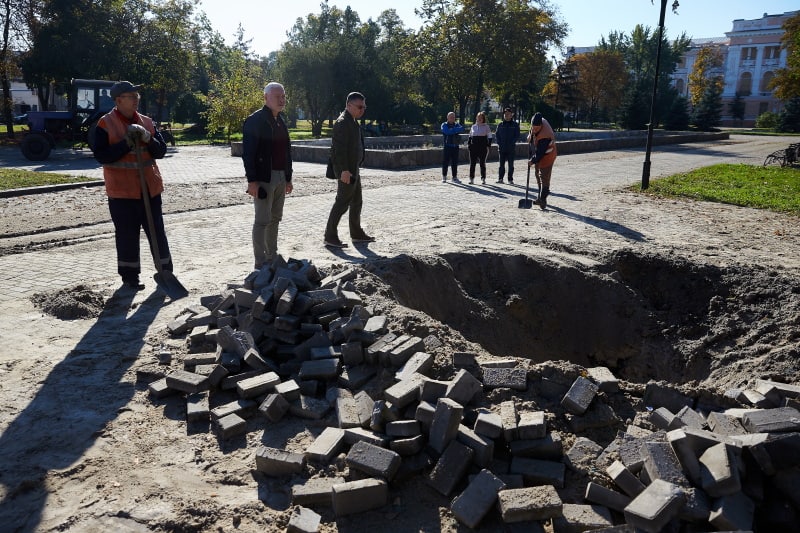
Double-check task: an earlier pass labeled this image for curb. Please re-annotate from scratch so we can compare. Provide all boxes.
[0,180,106,198]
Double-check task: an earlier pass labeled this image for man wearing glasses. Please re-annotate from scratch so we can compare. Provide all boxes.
[92,81,172,291]
[324,91,374,248]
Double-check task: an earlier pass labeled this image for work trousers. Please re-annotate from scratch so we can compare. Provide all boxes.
[325,174,363,240]
[252,170,287,268]
[108,195,172,282]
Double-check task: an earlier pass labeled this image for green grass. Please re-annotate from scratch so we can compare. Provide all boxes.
[636,163,800,215]
[0,168,95,190]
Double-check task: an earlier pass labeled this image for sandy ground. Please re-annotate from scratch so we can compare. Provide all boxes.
[0,136,799,532]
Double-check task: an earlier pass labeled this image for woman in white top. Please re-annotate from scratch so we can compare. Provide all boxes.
[467,111,492,184]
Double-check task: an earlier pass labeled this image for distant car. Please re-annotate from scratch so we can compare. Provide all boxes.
[13,114,28,125]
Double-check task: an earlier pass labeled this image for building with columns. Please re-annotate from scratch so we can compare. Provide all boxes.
[672,10,797,127]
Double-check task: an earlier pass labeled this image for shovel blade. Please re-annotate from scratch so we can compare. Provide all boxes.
[518,199,533,209]
[154,271,189,299]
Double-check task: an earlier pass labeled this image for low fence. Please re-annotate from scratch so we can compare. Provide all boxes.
[231,131,730,169]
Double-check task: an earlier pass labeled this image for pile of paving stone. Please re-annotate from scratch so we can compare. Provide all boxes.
[143,256,800,533]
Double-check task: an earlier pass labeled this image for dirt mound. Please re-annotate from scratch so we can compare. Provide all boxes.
[30,284,106,320]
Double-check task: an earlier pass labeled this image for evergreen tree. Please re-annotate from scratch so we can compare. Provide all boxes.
[664,94,690,130]
[777,96,800,133]
[729,92,746,126]
[691,81,723,131]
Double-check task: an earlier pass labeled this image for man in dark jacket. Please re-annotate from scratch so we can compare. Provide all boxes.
[242,82,293,269]
[494,107,520,183]
[324,92,373,248]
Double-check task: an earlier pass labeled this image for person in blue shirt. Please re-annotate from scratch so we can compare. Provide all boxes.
[440,112,465,183]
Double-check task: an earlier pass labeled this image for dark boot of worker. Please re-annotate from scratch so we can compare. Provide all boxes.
[537,187,549,210]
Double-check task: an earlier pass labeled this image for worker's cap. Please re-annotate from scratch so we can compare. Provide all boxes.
[503,107,513,113]
[531,112,543,126]
[110,81,143,98]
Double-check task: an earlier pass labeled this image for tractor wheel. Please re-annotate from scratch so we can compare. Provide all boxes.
[21,133,52,161]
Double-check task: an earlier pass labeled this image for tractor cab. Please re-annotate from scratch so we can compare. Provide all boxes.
[20,78,118,161]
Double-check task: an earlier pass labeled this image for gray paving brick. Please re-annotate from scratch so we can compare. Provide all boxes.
[742,406,800,433]
[331,478,388,516]
[345,440,401,480]
[583,482,630,512]
[286,506,321,533]
[509,457,565,488]
[497,485,562,523]
[428,440,474,495]
[482,366,527,391]
[561,376,598,415]
[623,479,685,533]
[450,469,507,529]
[445,368,483,405]
[305,427,346,463]
[586,366,619,393]
[291,476,345,506]
[428,397,464,454]
[214,413,246,439]
[517,410,546,440]
[509,433,563,460]
[552,503,613,532]
[165,369,209,394]
[699,442,741,497]
[255,445,305,476]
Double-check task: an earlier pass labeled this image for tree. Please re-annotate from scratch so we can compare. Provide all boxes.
[276,3,373,137]
[663,92,689,130]
[597,24,689,130]
[410,0,565,123]
[570,50,627,124]
[205,49,262,141]
[770,11,800,101]
[1,0,23,137]
[777,96,800,133]
[728,92,745,126]
[691,81,723,131]
[688,45,724,107]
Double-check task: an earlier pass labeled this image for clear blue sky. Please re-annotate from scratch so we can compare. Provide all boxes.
[197,0,798,59]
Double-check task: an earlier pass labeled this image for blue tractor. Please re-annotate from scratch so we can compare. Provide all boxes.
[20,78,117,161]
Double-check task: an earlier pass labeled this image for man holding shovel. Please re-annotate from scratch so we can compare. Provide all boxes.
[92,81,173,291]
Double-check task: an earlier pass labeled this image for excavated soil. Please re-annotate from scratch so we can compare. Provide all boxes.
[31,285,107,320]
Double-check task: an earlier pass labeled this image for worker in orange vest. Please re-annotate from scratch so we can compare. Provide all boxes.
[92,81,172,291]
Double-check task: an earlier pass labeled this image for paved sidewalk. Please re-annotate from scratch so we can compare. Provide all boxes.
[0,135,797,304]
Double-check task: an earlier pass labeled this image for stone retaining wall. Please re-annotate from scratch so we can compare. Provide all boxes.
[231,132,730,169]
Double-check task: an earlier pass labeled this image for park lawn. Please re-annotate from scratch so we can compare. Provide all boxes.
[0,168,94,191]
[636,163,800,216]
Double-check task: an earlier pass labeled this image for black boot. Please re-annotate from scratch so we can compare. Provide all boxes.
[538,187,549,210]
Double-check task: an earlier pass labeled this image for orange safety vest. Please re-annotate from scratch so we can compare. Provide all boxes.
[532,119,557,169]
[99,111,164,199]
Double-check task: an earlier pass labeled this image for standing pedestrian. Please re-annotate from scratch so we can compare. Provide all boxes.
[242,82,294,269]
[440,111,465,183]
[467,111,492,184]
[324,92,374,248]
[92,81,173,291]
[527,112,558,210]
[495,107,520,184]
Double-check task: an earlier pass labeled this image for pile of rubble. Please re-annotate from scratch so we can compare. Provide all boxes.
[142,256,800,532]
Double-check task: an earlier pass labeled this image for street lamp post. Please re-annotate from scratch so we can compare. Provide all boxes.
[641,0,669,190]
